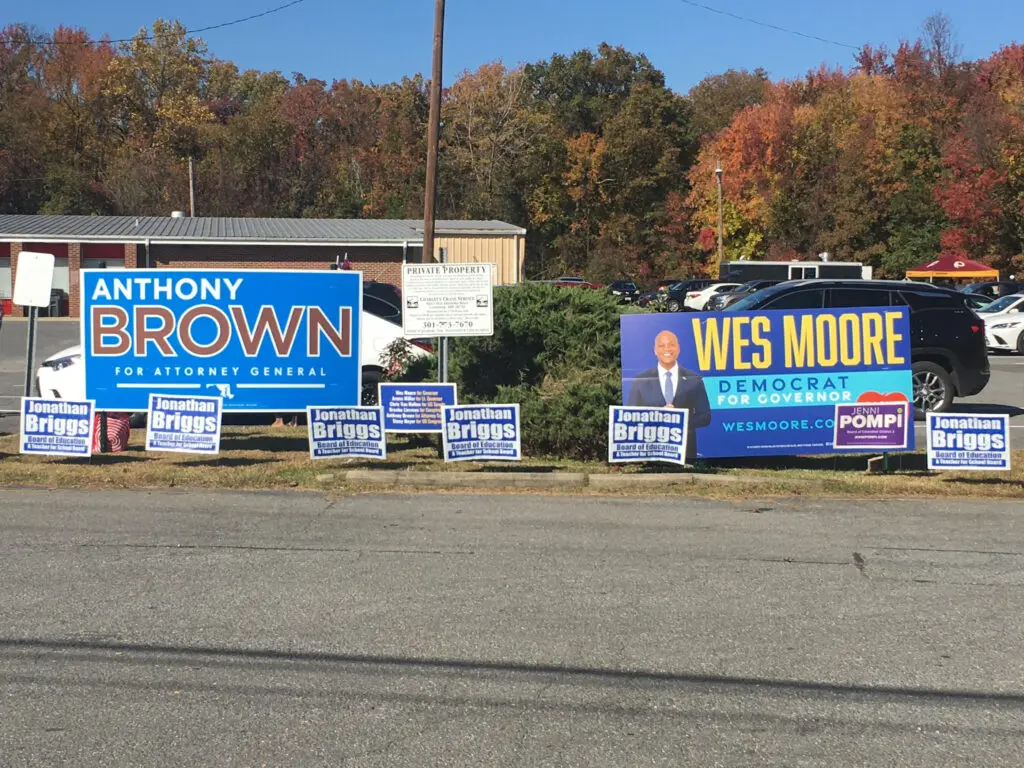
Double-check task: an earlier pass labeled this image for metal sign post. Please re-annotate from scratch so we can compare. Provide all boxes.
[438,247,449,385]
[13,251,56,399]
[23,306,38,397]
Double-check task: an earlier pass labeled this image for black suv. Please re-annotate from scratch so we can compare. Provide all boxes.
[661,279,717,312]
[960,281,1022,300]
[608,280,641,303]
[706,280,782,311]
[726,280,990,414]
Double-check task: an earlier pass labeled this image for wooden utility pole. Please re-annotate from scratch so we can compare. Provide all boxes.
[422,0,446,263]
[715,163,724,276]
[188,156,196,217]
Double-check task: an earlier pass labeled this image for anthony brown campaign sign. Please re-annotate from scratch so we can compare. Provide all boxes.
[620,308,913,459]
[81,269,361,412]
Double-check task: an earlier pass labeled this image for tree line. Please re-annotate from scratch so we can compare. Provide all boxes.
[2,16,1022,280]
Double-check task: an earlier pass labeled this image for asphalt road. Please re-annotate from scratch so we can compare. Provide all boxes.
[0,490,1022,765]
[2,318,1020,440]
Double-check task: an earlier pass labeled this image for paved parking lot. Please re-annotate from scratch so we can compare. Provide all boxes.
[0,317,1021,439]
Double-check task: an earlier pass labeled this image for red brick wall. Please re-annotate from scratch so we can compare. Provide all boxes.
[149,244,403,286]
[68,242,81,318]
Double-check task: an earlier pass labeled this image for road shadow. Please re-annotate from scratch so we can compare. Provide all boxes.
[219,434,309,453]
[703,453,929,473]
[176,457,273,468]
[46,454,148,466]
[1,637,1021,707]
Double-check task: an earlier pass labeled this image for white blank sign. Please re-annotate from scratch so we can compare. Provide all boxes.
[13,251,56,308]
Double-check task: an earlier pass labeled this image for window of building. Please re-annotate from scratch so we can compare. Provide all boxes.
[789,265,819,280]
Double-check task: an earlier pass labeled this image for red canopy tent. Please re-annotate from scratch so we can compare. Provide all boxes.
[905,255,999,280]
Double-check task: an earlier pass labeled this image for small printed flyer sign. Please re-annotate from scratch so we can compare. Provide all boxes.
[926,413,1011,471]
[608,406,688,466]
[442,404,521,462]
[145,394,222,455]
[19,398,94,458]
[307,405,386,460]
[833,401,911,451]
[379,382,457,433]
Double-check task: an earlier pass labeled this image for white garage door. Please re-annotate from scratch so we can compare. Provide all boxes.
[0,257,11,298]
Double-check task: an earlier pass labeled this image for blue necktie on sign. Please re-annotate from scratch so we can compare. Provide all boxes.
[663,371,673,406]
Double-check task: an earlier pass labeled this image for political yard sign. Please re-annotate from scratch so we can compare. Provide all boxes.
[145,393,222,455]
[833,401,910,451]
[19,398,94,458]
[926,413,1011,471]
[81,269,361,412]
[442,404,521,462]
[620,308,913,459]
[379,383,457,433]
[307,405,387,460]
[608,407,689,466]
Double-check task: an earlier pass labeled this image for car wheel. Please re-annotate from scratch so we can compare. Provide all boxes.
[361,371,382,406]
[666,300,681,312]
[1017,332,1024,355]
[912,361,954,418]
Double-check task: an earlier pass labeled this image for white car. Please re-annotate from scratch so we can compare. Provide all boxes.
[985,315,1024,354]
[977,293,1024,317]
[684,283,741,310]
[36,310,430,405]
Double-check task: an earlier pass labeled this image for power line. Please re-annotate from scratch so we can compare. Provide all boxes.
[675,0,859,51]
[3,0,310,47]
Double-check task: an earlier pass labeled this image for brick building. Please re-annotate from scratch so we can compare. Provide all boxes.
[0,214,527,318]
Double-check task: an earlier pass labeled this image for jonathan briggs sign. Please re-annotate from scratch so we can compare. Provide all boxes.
[81,270,361,412]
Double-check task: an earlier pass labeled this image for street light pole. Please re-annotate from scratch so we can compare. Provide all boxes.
[422,0,446,264]
[715,163,724,276]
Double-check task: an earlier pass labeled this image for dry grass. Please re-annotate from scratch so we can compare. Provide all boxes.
[0,426,1021,499]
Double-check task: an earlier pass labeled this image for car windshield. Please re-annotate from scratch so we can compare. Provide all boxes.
[979,294,1022,312]
[723,282,793,311]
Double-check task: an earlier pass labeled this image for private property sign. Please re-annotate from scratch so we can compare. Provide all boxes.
[401,263,493,337]
[81,270,361,412]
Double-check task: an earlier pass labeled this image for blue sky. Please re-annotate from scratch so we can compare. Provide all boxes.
[11,0,1024,92]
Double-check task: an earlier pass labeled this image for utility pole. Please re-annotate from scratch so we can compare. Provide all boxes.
[422,0,446,264]
[715,163,724,276]
[188,156,196,217]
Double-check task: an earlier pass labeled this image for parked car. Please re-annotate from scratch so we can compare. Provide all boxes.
[963,293,993,312]
[553,276,604,289]
[976,293,1024,317]
[725,280,990,415]
[985,315,1024,355]
[607,280,641,303]
[960,281,1023,300]
[36,290,429,408]
[660,279,719,312]
[705,280,782,311]
[684,282,742,310]
[363,280,403,323]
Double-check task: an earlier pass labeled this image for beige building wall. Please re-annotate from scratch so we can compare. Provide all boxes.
[435,234,525,285]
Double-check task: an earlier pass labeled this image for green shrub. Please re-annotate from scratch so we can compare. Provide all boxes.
[449,283,628,398]
[443,282,644,460]
[498,368,621,461]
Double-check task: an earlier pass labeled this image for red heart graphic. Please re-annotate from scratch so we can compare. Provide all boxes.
[857,391,909,403]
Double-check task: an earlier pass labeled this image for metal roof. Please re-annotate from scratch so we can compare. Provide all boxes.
[0,215,526,245]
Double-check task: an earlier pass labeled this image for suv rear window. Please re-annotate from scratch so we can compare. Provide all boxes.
[896,289,962,310]
[827,287,894,308]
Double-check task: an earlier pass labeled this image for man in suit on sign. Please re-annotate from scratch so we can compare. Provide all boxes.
[626,330,712,459]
